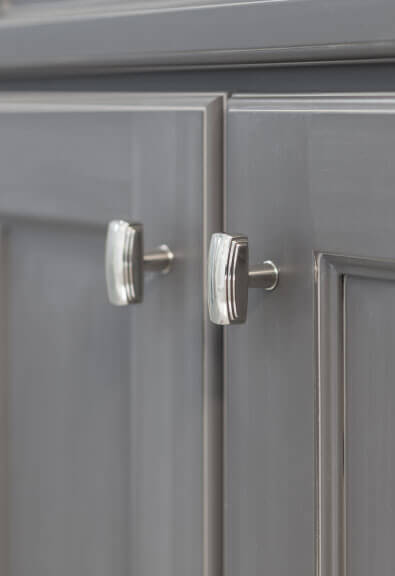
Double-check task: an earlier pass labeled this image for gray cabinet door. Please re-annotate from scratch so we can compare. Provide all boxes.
[226,95,395,576]
[0,93,223,576]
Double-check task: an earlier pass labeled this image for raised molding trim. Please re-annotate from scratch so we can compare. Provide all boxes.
[315,252,395,576]
[1,1,395,74]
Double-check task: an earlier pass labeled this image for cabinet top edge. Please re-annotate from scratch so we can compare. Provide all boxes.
[0,1,395,74]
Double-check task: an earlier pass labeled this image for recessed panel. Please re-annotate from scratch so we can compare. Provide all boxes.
[346,275,395,576]
[6,223,130,576]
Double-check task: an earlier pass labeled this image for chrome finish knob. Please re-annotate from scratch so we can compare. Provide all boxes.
[208,233,278,325]
[105,220,174,306]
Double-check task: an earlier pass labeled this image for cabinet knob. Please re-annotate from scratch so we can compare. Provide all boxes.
[208,233,278,325]
[105,220,174,306]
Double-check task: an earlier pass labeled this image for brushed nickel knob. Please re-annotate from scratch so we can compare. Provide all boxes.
[105,220,174,306]
[208,233,278,325]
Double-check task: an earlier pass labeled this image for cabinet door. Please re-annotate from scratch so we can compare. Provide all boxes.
[0,93,223,576]
[226,95,395,576]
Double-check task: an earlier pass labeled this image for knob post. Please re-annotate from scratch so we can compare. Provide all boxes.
[248,261,279,291]
[143,246,174,274]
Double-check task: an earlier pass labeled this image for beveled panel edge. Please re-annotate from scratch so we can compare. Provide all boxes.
[0,226,9,576]
[229,93,395,114]
[202,94,225,576]
[0,91,225,111]
[1,1,395,74]
[315,252,395,576]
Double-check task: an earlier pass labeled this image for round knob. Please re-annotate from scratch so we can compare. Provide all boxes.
[208,233,278,325]
[105,220,173,306]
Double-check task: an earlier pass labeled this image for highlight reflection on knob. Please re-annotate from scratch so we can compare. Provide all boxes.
[105,220,174,306]
[208,233,278,325]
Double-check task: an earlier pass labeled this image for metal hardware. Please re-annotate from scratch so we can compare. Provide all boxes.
[208,233,278,325]
[105,220,174,306]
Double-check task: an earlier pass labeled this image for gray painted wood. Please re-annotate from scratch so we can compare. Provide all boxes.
[226,95,395,576]
[0,0,395,73]
[0,93,223,576]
